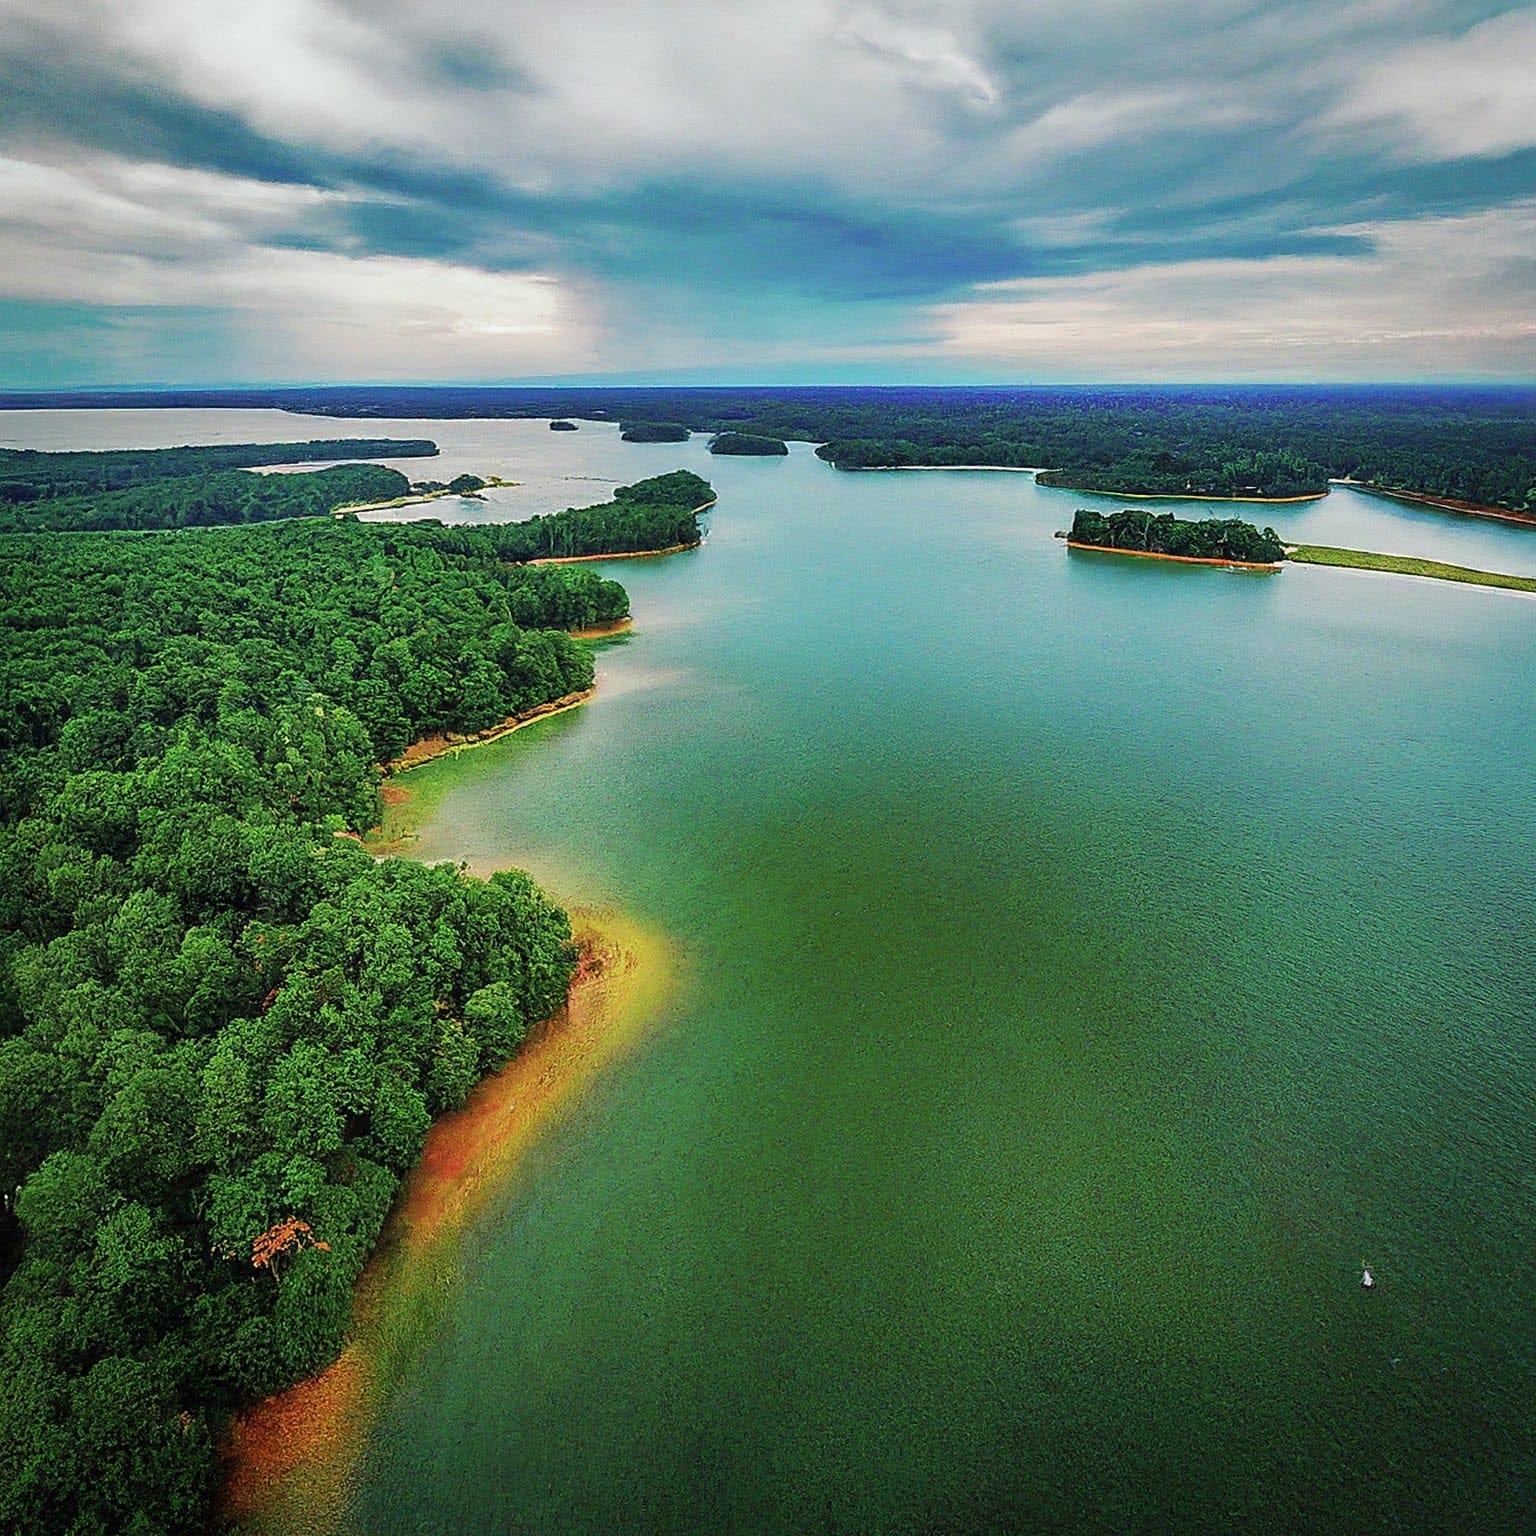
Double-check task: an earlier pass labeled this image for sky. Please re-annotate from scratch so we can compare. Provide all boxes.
[0,0,1533,387]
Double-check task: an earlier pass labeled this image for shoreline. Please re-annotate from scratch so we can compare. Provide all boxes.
[570,616,634,639]
[865,464,1041,475]
[1065,540,1282,571]
[336,475,516,517]
[218,906,678,1534]
[529,538,700,566]
[382,690,593,776]
[1045,481,1325,505]
[1336,480,1536,529]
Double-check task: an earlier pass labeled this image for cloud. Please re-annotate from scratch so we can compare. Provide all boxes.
[1320,8,1536,160]
[927,201,1536,379]
[0,0,1532,382]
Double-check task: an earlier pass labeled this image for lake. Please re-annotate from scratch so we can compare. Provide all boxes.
[10,410,1536,1532]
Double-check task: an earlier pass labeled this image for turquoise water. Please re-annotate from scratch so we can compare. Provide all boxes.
[355,436,1536,1533]
[10,413,1534,1531]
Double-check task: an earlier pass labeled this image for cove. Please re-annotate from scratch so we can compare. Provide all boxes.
[330,429,1536,1535]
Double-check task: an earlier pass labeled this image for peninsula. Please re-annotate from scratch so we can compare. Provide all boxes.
[0,466,710,1536]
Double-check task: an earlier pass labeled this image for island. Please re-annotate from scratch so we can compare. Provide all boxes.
[1065,507,1286,567]
[619,421,690,443]
[709,431,789,456]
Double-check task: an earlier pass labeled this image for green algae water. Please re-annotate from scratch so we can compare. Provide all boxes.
[13,413,1535,1532]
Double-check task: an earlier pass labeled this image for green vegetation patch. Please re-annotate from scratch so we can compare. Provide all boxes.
[0,500,657,1531]
[709,431,788,456]
[2,463,413,533]
[0,438,436,503]
[619,421,690,443]
[1069,507,1285,564]
[1287,544,1536,592]
[473,468,713,560]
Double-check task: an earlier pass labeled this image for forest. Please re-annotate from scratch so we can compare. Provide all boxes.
[709,432,788,456]
[1067,507,1287,564]
[28,385,1526,513]
[0,475,711,1532]
[619,421,690,443]
[1,463,413,533]
[465,468,713,560]
[0,438,435,502]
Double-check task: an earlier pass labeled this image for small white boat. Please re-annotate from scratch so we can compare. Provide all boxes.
[1361,1266,1375,1290]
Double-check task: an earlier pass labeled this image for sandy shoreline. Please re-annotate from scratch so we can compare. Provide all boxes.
[569,616,634,639]
[218,907,677,1533]
[529,539,700,566]
[1065,540,1282,571]
[337,476,516,517]
[869,464,1041,474]
[383,690,593,775]
[1337,480,1536,528]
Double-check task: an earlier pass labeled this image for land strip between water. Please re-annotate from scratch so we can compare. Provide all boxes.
[1286,544,1536,593]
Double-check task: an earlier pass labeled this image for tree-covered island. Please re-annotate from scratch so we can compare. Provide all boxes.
[708,432,788,456]
[0,470,712,1533]
[1067,507,1286,565]
[619,421,690,443]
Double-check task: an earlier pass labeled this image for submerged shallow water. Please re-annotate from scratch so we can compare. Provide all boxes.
[12,412,1536,1532]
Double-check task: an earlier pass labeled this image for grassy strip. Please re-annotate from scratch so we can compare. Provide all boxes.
[1288,544,1536,593]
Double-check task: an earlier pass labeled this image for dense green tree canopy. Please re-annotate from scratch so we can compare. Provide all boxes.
[708,432,788,456]
[0,438,436,503]
[1,464,412,533]
[619,422,690,443]
[0,471,708,1534]
[1068,507,1286,564]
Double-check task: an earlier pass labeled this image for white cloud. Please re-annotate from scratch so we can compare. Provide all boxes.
[1320,9,1536,160]
[0,151,594,378]
[928,202,1536,378]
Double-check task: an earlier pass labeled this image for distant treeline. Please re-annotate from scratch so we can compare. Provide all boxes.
[32,385,1528,513]
[620,422,690,443]
[2,463,411,533]
[1068,507,1286,564]
[710,432,787,456]
[0,507,641,1532]
[0,438,436,503]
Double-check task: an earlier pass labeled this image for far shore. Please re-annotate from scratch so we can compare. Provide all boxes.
[1048,482,1325,505]
[1334,479,1536,529]
[1064,540,1281,571]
